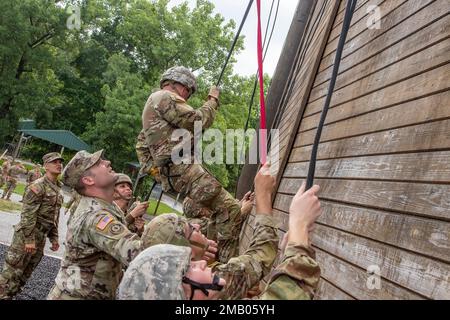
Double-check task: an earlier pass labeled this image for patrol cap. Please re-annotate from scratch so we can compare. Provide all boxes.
[115,173,132,187]
[118,244,191,300]
[42,152,64,164]
[61,150,104,188]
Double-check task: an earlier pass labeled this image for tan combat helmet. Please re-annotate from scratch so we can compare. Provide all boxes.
[118,244,192,300]
[160,66,197,95]
[115,173,132,187]
[141,213,190,248]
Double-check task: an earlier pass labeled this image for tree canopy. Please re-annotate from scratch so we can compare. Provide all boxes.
[0,0,270,192]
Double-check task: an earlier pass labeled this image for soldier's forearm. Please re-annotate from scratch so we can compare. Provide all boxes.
[199,99,218,129]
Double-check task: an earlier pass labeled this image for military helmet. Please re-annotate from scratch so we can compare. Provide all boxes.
[160,66,197,94]
[118,244,191,300]
[115,173,132,187]
[141,213,190,248]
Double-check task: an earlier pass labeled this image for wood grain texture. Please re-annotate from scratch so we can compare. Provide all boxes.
[311,224,450,299]
[278,178,450,220]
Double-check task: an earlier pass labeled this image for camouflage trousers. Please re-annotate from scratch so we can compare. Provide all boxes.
[0,175,5,190]
[0,229,47,299]
[160,163,243,263]
[1,180,17,200]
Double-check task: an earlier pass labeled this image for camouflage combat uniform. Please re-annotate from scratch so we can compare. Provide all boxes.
[138,85,243,262]
[114,201,142,235]
[0,174,63,299]
[183,195,248,263]
[0,165,4,190]
[22,168,43,201]
[1,164,26,200]
[65,190,81,215]
[47,150,144,300]
[26,169,42,185]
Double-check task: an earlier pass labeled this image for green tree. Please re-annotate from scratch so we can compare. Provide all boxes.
[83,54,150,169]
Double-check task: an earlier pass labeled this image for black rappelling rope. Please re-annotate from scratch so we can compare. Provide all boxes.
[216,0,254,87]
[305,0,357,190]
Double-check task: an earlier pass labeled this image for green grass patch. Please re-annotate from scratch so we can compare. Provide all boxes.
[0,199,22,213]
[146,199,181,216]
[13,183,26,196]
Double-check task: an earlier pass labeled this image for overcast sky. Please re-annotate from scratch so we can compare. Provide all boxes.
[168,0,298,77]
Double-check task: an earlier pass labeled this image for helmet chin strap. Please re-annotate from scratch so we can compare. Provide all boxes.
[182,274,224,300]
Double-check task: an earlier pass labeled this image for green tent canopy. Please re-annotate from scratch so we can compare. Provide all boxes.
[19,129,91,152]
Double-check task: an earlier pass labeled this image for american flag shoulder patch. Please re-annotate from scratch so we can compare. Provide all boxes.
[96,213,114,231]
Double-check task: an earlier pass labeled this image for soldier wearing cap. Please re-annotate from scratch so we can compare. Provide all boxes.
[137,68,244,263]
[113,173,148,235]
[20,165,43,202]
[47,150,145,300]
[0,152,64,299]
[118,163,322,300]
[1,161,27,201]
[26,165,43,185]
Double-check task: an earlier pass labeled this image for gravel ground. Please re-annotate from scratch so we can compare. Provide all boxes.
[0,243,60,300]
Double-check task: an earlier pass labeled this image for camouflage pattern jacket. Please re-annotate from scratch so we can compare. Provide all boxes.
[15,176,63,244]
[26,170,42,184]
[6,165,26,183]
[1,162,9,177]
[213,214,279,300]
[113,201,141,235]
[257,243,320,300]
[53,196,143,299]
[214,214,321,300]
[141,89,218,166]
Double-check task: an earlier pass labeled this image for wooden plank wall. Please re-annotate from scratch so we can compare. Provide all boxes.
[239,0,450,299]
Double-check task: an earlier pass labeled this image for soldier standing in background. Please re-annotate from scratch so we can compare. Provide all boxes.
[21,165,43,202]
[0,153,64,299]
[1,162,27,201]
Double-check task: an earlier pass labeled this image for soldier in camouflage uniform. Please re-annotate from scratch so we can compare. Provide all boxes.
[21,165,43,202]
[0,152,64,299]
[137,68,243,263]
[118,163,322,300]
[26,165,43,185]
[0,159,11,195]
[47,150,145,300]
[182,190,254,261]
[0,165,4,192]
[113,173,148,236]
[1,162,27,200]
